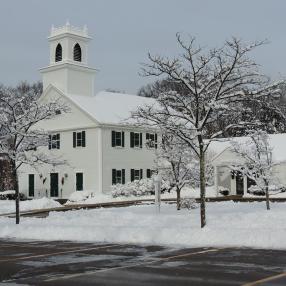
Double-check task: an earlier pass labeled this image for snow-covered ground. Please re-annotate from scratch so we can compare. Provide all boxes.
[0,198,61,214]
[0,201,285,249]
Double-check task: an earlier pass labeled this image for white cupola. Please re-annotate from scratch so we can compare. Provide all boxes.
[40,21,96,96]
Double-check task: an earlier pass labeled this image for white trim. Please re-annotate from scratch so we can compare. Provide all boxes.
[98,128,103,192]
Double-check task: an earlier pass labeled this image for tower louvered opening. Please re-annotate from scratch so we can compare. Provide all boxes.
[73,43,82,62]
[55,43,62,62]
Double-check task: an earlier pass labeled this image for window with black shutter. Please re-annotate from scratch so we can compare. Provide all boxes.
[48,133,60,149]
[111,131,125,147]
[122,169,125,184]
[112,169,116,184]
[147,169,151,178]
[146,133,157,149]
[131,169,141,181]
[112,169,126,184]
[130,132,142,148]
[73,131,86,147]
[147,169,155,178]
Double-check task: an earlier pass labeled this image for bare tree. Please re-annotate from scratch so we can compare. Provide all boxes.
[133,34,284,227]
[0,84,67,224]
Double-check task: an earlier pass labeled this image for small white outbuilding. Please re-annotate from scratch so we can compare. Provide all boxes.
[211,133,286,196]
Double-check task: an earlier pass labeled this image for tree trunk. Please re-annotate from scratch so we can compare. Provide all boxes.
[11,160,20,224]
[198,136,206,228]
[265,180,270,210]
[176,187,181,210]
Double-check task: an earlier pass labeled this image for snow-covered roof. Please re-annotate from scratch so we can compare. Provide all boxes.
[67,91,156,125]
[209,133,286,163]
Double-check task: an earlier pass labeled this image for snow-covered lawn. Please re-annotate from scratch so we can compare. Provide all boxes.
[0,202,285,249]
[0,198,61,214]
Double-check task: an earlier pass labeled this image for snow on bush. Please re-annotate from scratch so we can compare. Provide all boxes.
[180,197,198,210]
[111,179,154,198]
[67,190,95,203]
[111,178,171,198]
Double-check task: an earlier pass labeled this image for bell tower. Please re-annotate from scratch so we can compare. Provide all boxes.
[40,21,96,96]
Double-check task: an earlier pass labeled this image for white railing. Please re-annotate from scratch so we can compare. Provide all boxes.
[50,22,88,37]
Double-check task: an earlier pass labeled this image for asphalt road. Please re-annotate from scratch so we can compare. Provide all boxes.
[0,240,285,285]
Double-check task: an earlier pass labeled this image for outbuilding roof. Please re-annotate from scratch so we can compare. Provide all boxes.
[209,133,286,163]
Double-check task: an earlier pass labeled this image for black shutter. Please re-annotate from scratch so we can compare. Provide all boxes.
[28,174,34,197]
[112,169,116,185]
[155,133,158,149]
[57,134,60,149]
[146,133,150,141]
[121,132,125,147]
[140,133,142,148]
[147,169,151,178]
[48,135,51,150]
[122,169,125,184]
[140,169,143,179]
[130,132,134,148]
[82,131,86,147]
[73,132,76,148]
[112,131,116,147]
[131,169,135,182]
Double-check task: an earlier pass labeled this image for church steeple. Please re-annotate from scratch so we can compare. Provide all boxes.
[40,22,96,96]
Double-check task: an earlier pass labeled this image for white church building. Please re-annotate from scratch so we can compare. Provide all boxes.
[18,23,157,199]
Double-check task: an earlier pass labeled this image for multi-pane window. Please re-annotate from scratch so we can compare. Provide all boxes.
[111,131,125,147]
[130,132,142,148]
[146,133,158,149]
[112,169,125,184]
[146,169,156,179]
[48,134,60,149]
[73,131,86,148]
[131,169,143,182]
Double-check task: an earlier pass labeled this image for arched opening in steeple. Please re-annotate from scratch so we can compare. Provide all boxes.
[55,43,62,62]
[73,43,82,62]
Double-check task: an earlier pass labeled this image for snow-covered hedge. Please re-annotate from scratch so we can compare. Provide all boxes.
[0,190,26,200]
[111,179,171,198]
[180,197,198,210]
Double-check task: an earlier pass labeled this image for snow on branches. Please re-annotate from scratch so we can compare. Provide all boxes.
[0,85,68,170]
[133,34,285,227]
[230,130,280,210]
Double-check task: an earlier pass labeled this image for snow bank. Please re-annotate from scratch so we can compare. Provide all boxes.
[0,197,61,214]
[1,202,286,249]
[65,186,217,205]
[68,190,95,202]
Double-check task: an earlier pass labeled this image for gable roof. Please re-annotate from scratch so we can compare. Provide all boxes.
[67,91,156,125]
[209,133,286,163]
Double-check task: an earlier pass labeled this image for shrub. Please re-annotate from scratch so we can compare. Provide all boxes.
[180,197,198,210]
[219,187,229,196]
[0,190,26,200]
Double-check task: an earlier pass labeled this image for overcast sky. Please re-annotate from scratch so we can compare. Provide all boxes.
[0,0,286,94]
